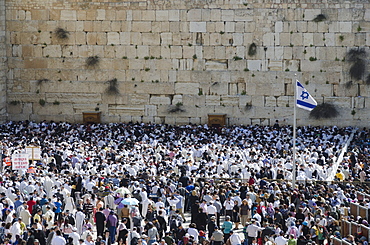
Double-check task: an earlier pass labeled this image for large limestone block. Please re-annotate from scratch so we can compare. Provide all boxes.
[182,95,206,106]
[150,96,171,105]
[60,10,77,21]
[247,60,262,71]
[123,82,174,95]
[206,95,220,106]
[303,33,314,46]
[96,9,106,21]
[170,46,182,58]
[128,93,149,105]
[172,95,183,105]
[210,9,221,21]
[304,9,321,21]
[191,71,212,84]
[45,93,102,104]
[265,96,277,107]
[234,9,253,21]
[263,33,274,46]
[209,82,228,95]
[33,102,74,115]
[291,33,302,46]
[364,9,370,21]
[145,105,157,117]
[221,10,234,21]
[132,22,152,33]
[324,97,351,108]
[168,10,180,21]
[268,60,283,71]
[142,33,160,45]
[141,10,155,21]
[220,96,239,106]
[276,96,290,107]
[229,60,246,71]
[205,59,227,70]
[107,32,120,45]
[187,9,202,22]
[225,22,235,33]
[339,22,352,33]
[175,82,199,94]
[24,58,47,69]
[108,105,145,116]
[190,22,206,33]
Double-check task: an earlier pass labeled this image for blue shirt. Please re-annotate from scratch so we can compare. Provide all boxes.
[222,221,233,234]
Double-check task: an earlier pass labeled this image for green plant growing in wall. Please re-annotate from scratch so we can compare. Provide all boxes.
[54,27,69,40]
[86,55,100,68]
[309,103,339,119]
[309,57,317,61]
[313,14,327,22]
[39,99,46,106]
[105,78,120,95]
[241,90,247,95]
[248,43,257,56]
[144,68,150,71]
[144,56,149,60]
[351,109,356,116]
[339,35,344,42]
[244,68,249,72]
[198,88,203,95]
[233,56,243,61]
[357,26,362,32]
[168,102,185,113]
[53,100,60,105]
[193,54,197,59]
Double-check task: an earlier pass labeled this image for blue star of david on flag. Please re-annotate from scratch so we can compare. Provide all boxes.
[296,80,317,111]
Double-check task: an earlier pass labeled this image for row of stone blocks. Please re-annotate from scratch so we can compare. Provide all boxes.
[7,24,370,48]
[6,102,370,127]
[5,8,370,22]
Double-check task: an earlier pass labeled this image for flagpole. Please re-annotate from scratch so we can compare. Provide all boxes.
[292,74,297,190]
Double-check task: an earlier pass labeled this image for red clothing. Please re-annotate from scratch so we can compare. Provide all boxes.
[27,200,36,213]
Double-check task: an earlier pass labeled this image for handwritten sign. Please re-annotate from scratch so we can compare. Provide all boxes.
[12,154,29,170]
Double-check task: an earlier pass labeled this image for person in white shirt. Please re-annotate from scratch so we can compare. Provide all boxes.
[229,230,242,245]
[52,230,66,245]
[274,232,288,245]
[69,228,81,245]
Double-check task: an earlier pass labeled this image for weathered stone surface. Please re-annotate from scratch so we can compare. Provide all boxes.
[2,1,370,127]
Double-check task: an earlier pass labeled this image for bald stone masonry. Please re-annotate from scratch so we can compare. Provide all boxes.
[2,0,370,126]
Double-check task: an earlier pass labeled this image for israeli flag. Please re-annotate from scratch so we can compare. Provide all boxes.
[296,80,317,111]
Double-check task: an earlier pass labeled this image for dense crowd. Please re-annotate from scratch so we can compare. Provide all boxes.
[0,121,369,245]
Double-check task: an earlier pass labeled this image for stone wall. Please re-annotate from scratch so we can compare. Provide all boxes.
[4,0,370,126]
[0,0,6,121]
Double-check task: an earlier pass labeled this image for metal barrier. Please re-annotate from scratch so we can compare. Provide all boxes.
[341,220,370,241]
[349,202,369,221]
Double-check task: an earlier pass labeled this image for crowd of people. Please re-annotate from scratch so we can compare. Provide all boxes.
[0,120,368,245]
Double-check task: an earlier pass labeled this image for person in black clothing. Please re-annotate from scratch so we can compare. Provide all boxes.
[27,229,35,245]
[156,211,167,239]
[194,208,208,231]
[190,200,200,224]
[175,224,186,244]
[261,223,275,238]
[207,216,216,239]
[95,207,106,237]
